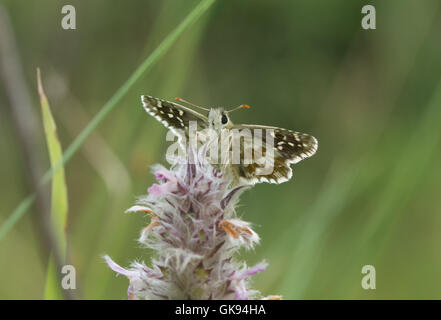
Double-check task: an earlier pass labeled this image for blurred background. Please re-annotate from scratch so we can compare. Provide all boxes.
[1,0,441,299]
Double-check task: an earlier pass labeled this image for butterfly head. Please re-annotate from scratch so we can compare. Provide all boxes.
[208,103,251,132]
[208,108,231,132]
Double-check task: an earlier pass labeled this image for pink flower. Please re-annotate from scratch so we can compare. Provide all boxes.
[105,144,273,299]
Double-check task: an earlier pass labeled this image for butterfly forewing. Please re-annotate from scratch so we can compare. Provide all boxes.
[141,95,208,134]
[231,124,318,184]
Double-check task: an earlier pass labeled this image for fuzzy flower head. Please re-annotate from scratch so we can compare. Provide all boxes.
[105,145,272,300]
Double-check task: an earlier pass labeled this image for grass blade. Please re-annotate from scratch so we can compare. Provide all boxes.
[0,0,216,242]
[37,69,69,299]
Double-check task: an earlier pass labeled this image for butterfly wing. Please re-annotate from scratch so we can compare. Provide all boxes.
[230,124,318,184]
[141,95,208,136]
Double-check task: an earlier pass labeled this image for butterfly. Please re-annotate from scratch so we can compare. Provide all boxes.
[141,95,318,185]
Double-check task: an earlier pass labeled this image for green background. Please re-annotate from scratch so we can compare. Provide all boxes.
[1,0,441,299]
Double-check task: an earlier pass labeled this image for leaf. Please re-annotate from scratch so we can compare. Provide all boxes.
[38,69,69,299]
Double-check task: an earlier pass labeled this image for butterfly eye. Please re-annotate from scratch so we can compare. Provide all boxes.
[221,114,228,124]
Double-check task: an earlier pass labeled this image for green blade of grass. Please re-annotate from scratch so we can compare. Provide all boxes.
[37,69,68,299]
[0,0,216,242]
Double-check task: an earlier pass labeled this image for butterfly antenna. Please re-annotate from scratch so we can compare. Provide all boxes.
[175,97,210,112]
[226,104,250,113]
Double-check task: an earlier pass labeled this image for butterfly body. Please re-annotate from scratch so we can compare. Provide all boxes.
[141,95,317,185]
